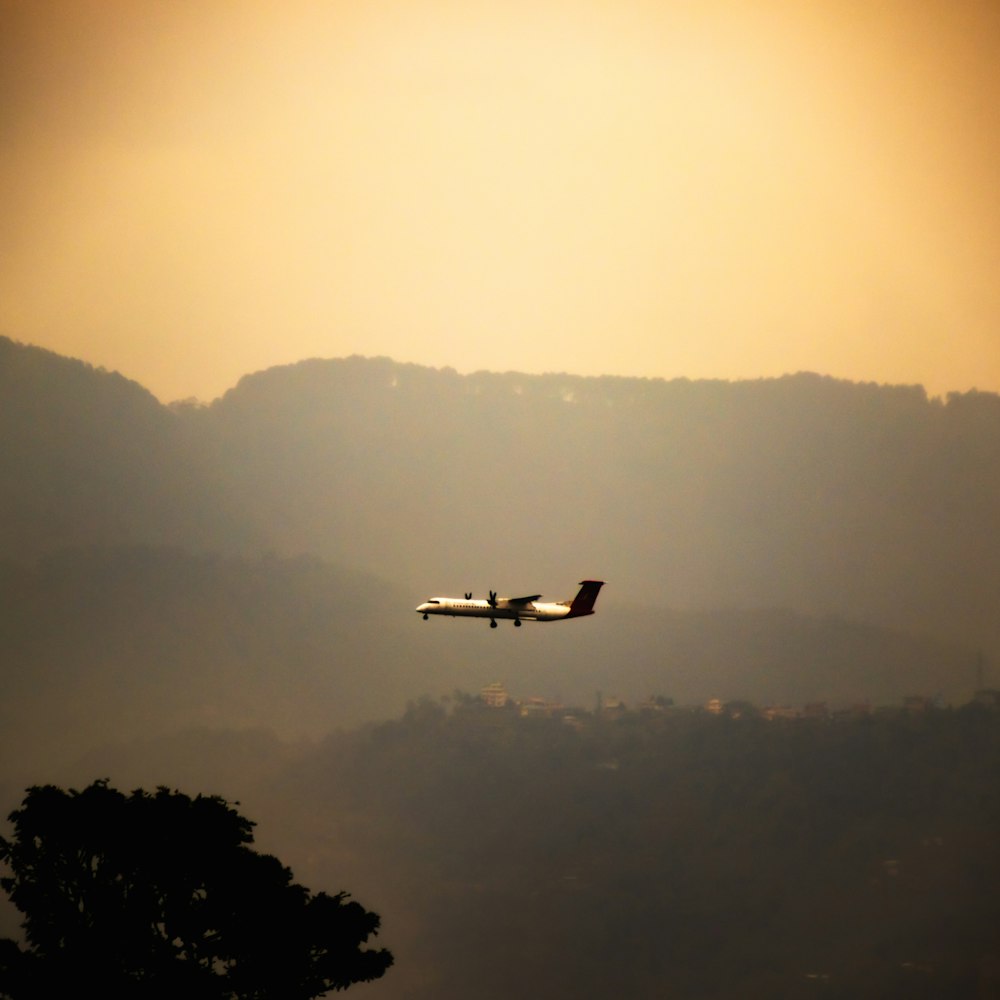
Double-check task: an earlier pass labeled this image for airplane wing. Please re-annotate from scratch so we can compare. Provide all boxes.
[505,594,541,606]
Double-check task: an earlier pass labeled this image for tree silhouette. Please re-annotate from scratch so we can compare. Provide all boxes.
[0,781,391,998]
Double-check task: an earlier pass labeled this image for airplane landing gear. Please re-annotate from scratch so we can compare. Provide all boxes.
[423,613,429,620]
[514,618,522,627]
[490,619,498,628]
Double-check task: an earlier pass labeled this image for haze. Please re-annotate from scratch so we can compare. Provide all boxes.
[3,0,999,402]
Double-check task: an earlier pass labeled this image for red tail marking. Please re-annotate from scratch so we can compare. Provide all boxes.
[567,579,604,617]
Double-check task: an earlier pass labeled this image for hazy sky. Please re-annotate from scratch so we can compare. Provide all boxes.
[3,0,999,402]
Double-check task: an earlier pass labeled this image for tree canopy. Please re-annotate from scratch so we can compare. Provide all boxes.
[0,780,391,998]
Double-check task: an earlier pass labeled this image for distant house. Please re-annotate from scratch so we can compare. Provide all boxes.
[480,682,508,708]
[762,705,800,721]
[519,696,554,718]
[637,695,668,714]
[599,695,627,719]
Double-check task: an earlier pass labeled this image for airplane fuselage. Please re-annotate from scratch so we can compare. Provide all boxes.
[415,597,574,622]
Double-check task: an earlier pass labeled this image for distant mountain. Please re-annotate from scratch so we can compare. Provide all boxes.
[186,355,1000,661]
[0,546,423,776]
[0,336,256,559]
[0,545,977,782]
[2,336,998,779]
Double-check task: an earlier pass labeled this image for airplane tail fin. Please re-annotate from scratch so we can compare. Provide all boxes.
[566,579,604,617]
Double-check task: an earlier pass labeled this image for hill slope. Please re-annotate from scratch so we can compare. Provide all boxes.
[190,357,1000,659]
[0,546,977,782]
[7,336,999,663]
[0,337,254,558]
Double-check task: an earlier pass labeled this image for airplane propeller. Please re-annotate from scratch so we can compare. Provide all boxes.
[464,592,472,600]
[488,590,498,608]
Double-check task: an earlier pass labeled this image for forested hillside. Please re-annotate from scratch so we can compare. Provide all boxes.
[187,355,1000,661]
[5,336,1000,663]
[69,697,1000,1000]
[1,546,974,781]
[0,548,415,775]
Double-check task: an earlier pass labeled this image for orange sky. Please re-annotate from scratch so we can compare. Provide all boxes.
[2,0,999,402]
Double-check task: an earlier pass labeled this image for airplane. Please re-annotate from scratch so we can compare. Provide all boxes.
[416,580,604,628]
